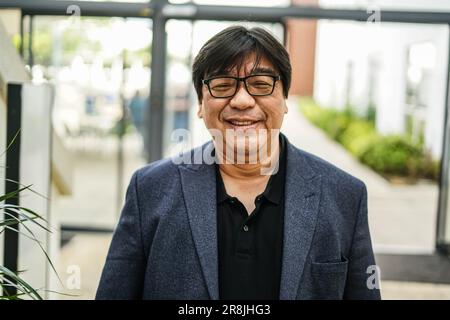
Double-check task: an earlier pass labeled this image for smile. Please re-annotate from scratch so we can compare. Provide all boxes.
[225,120,261,130]
[230,120,256,126]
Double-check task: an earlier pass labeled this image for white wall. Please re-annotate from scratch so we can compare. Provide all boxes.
[18,83,56,299]
[314,20,448,158]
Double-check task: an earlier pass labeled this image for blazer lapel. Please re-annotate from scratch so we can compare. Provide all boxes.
[178,141,219,300]
[279,140,322,300]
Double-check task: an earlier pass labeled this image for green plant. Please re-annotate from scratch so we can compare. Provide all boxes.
[0,185,56,299]
[326,113,352,141]
[0,134,59,299]
[299,97,439,182]
[366,103,377,124]
[339,120,377,156]
[299,97,324,124]
[420,153,441,181]
[359,135,423,177]
[300,98,349,140]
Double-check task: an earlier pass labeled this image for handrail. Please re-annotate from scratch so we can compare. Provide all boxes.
[1,1,450,24]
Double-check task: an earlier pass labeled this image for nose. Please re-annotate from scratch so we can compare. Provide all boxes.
[229,81,256,110]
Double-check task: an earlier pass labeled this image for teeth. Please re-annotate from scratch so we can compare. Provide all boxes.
[230,120,255,126]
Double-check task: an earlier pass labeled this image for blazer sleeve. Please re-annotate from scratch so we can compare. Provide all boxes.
[96,170,145,299]
[344,183,382,300]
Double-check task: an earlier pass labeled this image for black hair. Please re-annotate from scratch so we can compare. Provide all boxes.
[192,25,292,102]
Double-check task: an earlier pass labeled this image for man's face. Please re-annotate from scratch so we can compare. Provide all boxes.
[197,53,288,162]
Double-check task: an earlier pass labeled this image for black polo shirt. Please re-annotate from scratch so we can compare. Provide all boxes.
[216,134,286,300]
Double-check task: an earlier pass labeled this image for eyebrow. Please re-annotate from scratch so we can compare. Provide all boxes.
[250,67,277,75]
[207,67,277,78]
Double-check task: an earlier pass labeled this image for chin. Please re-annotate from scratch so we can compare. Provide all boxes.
[232,135,262,164]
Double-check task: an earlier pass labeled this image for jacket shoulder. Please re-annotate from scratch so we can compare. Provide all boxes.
[292,145,366,192]
[136,157,178,180]
[131,157,181,197]
[131,141,210,192]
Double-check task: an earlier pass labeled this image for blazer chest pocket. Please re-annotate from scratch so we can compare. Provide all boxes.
[309,258,349,299]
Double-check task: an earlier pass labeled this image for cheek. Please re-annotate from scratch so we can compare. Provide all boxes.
[262,102,286,125]
[202,100,225,124]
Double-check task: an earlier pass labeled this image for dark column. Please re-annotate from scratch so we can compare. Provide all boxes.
[19,13,24,58]
[28,15,33,67]
[3,83,23,297]
[146,0,167,162]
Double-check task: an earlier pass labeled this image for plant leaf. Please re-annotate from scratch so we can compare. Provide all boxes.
[0,185,33,202]
[3,207,51,233]
[4,178,49,200]
[0,265,43,300]
[4,226,44,245]
[0,129,21,158]
[1,214,62,285]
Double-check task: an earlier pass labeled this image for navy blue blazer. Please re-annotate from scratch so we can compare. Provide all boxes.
[96,135,381,300]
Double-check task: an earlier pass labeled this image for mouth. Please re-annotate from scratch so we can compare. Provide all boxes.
[224,119,262,131]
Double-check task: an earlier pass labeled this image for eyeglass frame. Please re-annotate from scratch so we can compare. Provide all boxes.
[201,74,281,99]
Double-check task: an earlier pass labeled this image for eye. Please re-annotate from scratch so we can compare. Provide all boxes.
[211,83,234,91]
[247,75,274,88]
[251,81,271,87]
[210,78,236,91]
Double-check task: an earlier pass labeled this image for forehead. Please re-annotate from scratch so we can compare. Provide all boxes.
[209,53,277,77]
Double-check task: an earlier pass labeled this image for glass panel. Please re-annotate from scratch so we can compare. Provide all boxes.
[28,16,151,231]
[25,15,151,298]
[295,19,448,253]
[164,19,194,156]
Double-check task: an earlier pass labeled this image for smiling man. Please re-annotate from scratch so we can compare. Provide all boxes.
[96,26,381,300]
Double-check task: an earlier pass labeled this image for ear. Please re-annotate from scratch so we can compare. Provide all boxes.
[197,101,203,119]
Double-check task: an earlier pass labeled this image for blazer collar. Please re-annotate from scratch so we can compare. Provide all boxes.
[178,133,322,300]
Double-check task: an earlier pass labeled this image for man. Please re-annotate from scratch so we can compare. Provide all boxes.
[96,26,381,300]
[128,91,145,135]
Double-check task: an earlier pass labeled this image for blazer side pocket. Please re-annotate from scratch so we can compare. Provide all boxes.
[309,258,349,299]
[311,259,349,274]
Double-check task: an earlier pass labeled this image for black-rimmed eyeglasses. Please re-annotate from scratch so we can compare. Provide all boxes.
[202,74,281,99]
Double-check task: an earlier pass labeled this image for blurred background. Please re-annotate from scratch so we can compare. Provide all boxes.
[1,0,450,299]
